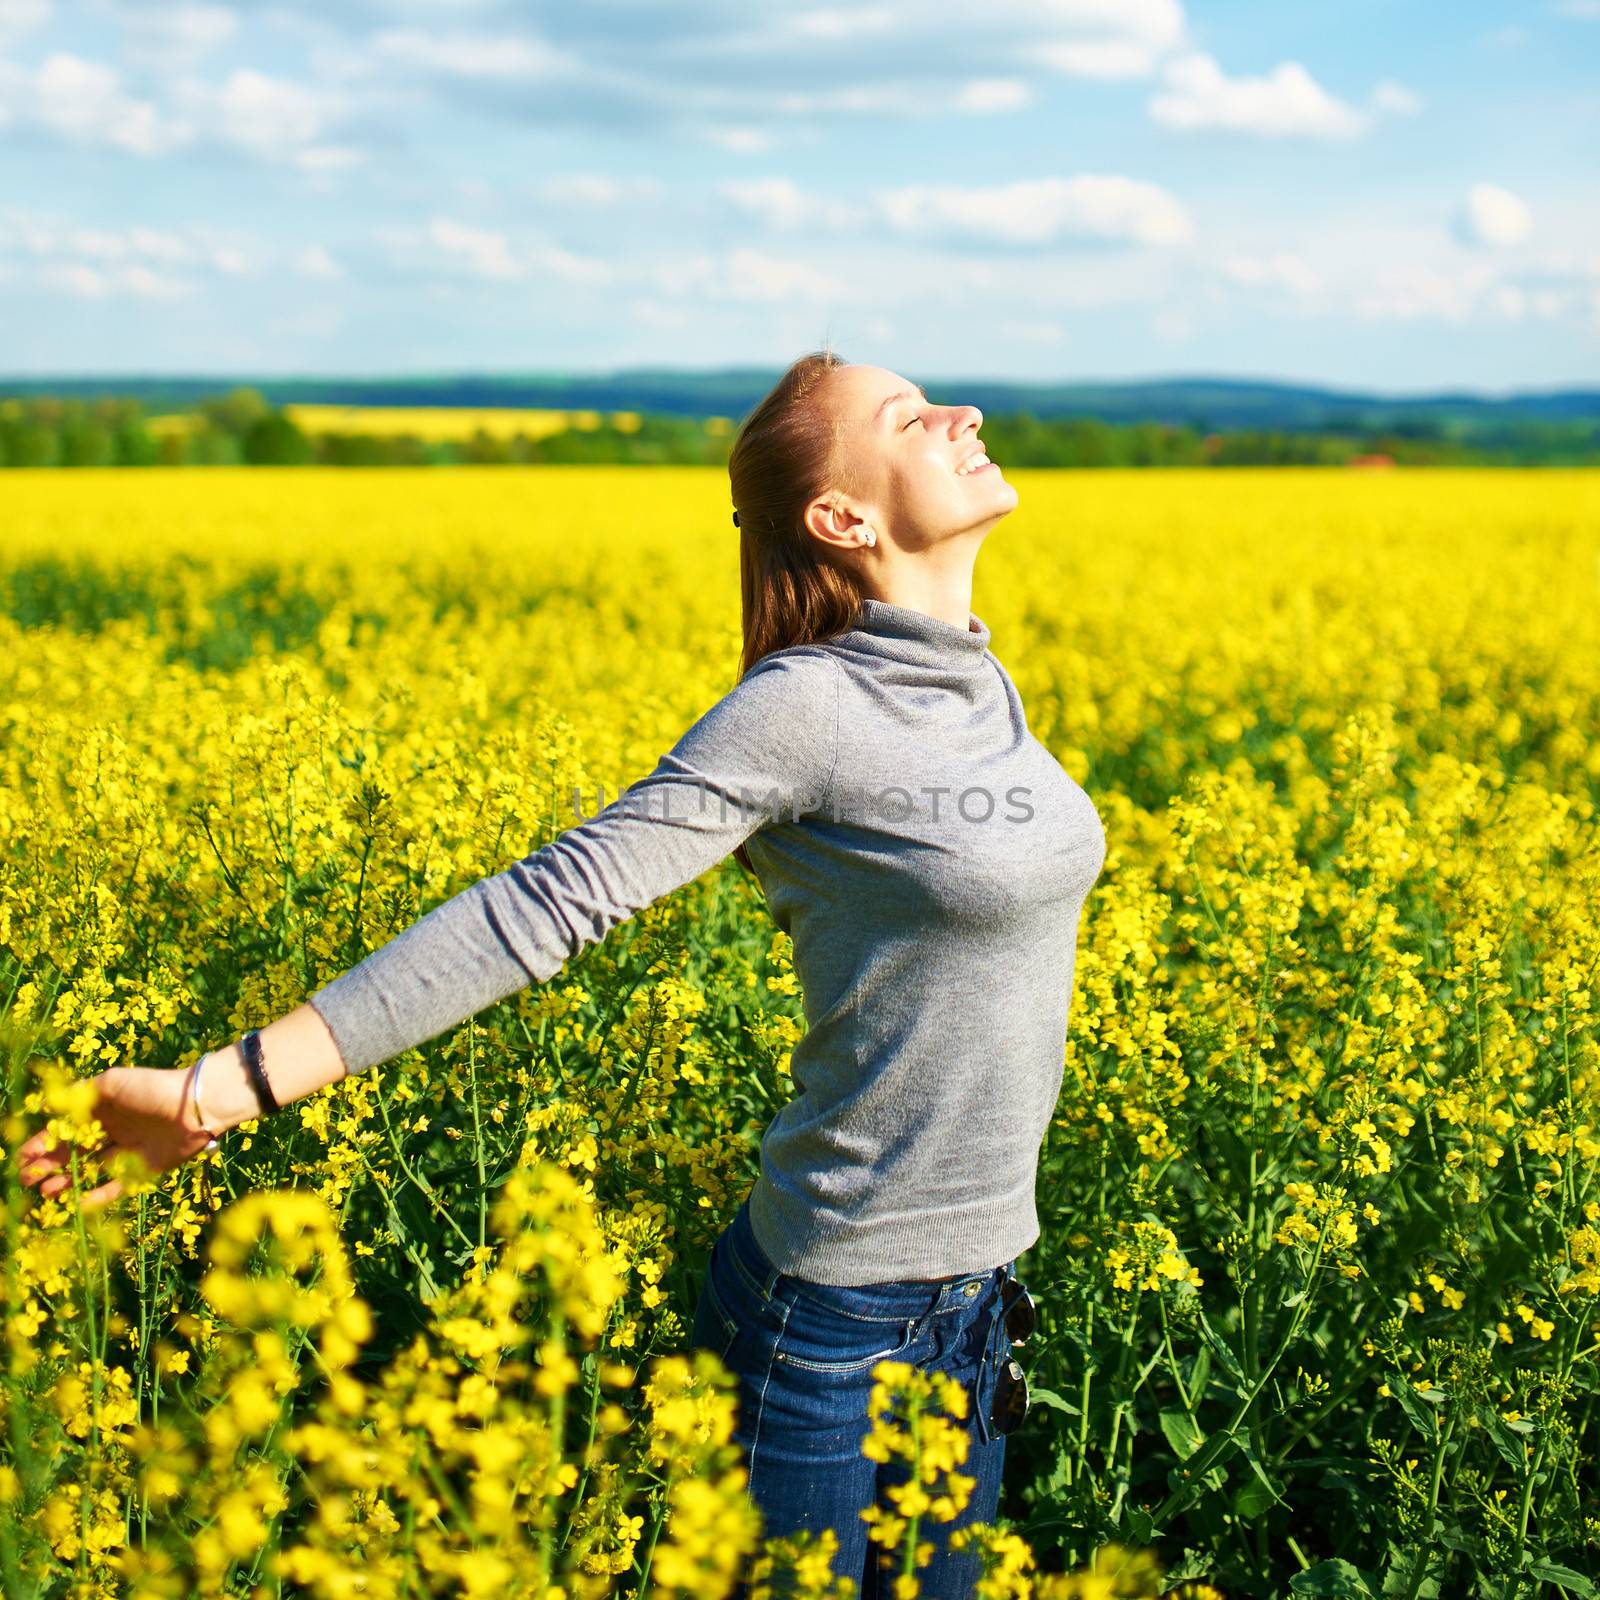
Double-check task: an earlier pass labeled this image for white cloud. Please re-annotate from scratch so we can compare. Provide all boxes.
[426,218,523,279]
[773,83,924,115]
[785,6,902,40]
[1030,0,1185,76]
[878,175,1193,247]
[719,177,863,231]
[156,67,362,169]
[0,0,49,48]
[1149,52,1369,138]
[122,5,238,69]
[206,240,248,274]
[83,225,194,263]
[723,247,845,303]
[1354,260,1501,321]
[1370,79,1423,116]
[41,260,188,299]
[1457,183,1533,246]
[371,28,574,80]
[1036,38,1164,79]
[210,69,326,156]
[1220,252,1322,298]
[393,217,619,290]
[534,174,664,207]
[1202,229,1598,329]
[1555,0,1600,17]
[955,78,1031,112]
[1040,0,1186,49]
[42,262,109,298]
[1513,247,1600,318]
[703,125,773,154]
[294,244,343,280]
[640,247,844,304]
[0,209,259,288]
[527,241,618,285]
[32,53,191,154]
[119,262,187,298]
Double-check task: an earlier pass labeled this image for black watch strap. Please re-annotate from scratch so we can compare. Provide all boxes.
[240,1029,281,1117]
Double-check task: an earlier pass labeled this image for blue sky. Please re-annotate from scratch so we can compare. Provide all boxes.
[1,1,1596,392]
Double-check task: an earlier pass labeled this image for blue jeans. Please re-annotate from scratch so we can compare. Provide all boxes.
[690,1193,1018,1597]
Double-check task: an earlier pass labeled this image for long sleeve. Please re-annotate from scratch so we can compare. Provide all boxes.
[306,648,842,1074]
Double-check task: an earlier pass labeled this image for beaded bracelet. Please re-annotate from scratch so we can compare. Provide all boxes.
[240,1029,281,1117]
[185,1054,222,1152]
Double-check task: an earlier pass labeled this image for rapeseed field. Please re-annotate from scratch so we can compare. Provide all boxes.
[2,466,1598,1598]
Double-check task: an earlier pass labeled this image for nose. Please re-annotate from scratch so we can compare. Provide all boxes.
[949,403,981,436]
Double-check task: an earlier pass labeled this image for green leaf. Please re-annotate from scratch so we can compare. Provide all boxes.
[1121,1506,1155,1545]
[1232,1472,1282,1521]
[1388,1374,1442,1439]
[1025,1385,1080,1417]
[1478,1405,1533,1474]
[1189,1343,1212,1396]
[1193,1306,1247,1386]
[1232,1442,1285,1520]
[1159,1407,1205,1460]
[1526,1562,1598,1598]
[1435,1526,1484,1561]
[1381,1551,1443,1598]
[1290,1558,1379,1597]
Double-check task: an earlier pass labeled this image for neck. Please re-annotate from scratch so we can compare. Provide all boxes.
[858,549,978,634]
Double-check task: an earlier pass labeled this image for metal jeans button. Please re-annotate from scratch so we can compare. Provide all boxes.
[963,1282,979,1297]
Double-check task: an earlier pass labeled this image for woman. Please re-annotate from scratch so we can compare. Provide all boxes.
[16,350,1106,1596]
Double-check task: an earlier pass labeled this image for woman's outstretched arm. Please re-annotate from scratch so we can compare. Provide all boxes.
[15,647,841,1206]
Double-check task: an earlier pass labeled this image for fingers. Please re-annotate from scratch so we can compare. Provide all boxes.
[17,1141,69,1187]
[15,1131,53,1172]
[77,1177,125,1213]
[27,1170,122,1206]
[17,1142,119,1198]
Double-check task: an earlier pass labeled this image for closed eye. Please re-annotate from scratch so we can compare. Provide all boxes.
[901,415,921,430]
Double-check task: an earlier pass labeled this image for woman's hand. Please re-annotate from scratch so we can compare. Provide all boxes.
[14,1065,216,1213]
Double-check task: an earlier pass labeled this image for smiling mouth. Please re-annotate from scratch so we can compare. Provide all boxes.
[955,449,995,477]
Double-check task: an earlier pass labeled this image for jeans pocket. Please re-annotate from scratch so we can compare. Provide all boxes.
[691,1253,741,1364]
[772,1280,917,1375]
[694,1227,777,1366]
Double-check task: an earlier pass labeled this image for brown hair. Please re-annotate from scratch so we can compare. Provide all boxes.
[727,344,864,875]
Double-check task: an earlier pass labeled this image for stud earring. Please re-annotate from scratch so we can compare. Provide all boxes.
[862,529,876,548]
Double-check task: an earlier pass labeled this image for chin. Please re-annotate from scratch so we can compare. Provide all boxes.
[989,482,1021,518]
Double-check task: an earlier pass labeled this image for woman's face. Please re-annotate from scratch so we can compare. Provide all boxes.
[812,362,1019,552]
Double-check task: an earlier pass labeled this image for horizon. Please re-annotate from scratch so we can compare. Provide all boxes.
[3,366,1597,405]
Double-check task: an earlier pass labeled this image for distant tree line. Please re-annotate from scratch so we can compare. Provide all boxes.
[3,387,1597,468]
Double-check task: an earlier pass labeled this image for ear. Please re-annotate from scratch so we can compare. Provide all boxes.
[802,493,867,552]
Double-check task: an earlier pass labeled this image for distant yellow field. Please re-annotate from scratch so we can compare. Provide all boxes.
[283,405,644,440]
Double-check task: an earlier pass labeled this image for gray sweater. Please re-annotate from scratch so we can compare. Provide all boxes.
[307,596,1106,1285]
